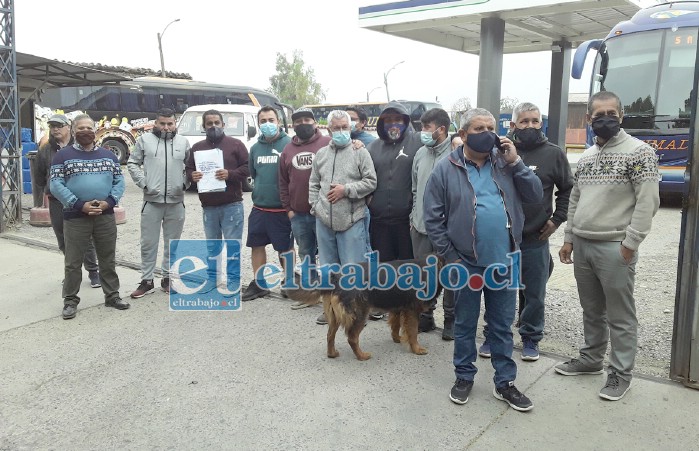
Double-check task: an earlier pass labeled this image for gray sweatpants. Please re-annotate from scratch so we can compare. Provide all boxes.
[573,235,638,381]
[140,201,186,280]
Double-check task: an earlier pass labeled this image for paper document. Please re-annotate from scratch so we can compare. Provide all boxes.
[194,148,227,193]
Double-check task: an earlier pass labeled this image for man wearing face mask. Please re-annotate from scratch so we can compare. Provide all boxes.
[410,108,455,339]
[556,91,659,401]
[278,108,331,313]
[186,109,250,240]
[128,108,191,298]
[424,108,542,411]
[242,106,293,302]
[346,106,375,146]
[35,114,101,289]
[50,114,128,320]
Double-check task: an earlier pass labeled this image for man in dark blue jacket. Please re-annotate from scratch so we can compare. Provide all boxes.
[424,108,543,412]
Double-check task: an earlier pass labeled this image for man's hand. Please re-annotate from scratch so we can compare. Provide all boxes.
[327,184,345,204]
[82,200,103,216]
[620,245,635,264]
[288,210,295,220]
[215,169,229,180]
[559,243,573,264]
[451,136,463,150]
[539,220,558,240]
[191,171,203,182]
[498,137,519,164]
[351,139,365,150]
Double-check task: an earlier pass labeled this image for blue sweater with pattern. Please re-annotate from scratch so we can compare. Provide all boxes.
[50,145,125,220]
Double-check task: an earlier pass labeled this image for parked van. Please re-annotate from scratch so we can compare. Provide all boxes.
[177,104,259,191]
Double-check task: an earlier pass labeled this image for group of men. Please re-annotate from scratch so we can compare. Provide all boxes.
[36,90,659,412]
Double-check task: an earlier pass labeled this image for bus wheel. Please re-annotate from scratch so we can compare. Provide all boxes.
[103,139,129,164]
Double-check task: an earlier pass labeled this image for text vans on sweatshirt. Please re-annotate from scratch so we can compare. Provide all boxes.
[127,131,191,203]
[367,101,422,224]
[278,129,331,214]
[249,129,291,209]
[185,135,250,207]
[309,140,377,232]
[564,129,659,251]
[410,137,452,234]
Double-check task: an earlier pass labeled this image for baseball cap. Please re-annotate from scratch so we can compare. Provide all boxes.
[291,107,315,122]
[47,114,70,126]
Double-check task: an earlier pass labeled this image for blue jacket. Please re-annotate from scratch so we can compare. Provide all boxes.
[423,147,543,264]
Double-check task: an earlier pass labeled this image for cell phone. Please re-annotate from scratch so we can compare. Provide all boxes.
[91,201,100,207]
[494,135,505,153]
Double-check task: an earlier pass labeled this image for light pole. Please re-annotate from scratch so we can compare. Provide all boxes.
[366,86,382,102]
[157,18,181,77]
[383,61,404,102]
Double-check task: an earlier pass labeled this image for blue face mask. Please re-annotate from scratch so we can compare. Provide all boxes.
[350,121,357,132]
[260,122,278,138]
[467,131,498,153]
[420,130,437,146]
[383,122,406,141]
[332,130,351,147]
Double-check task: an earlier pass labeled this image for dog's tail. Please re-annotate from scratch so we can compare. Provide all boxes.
[284,287,325,306]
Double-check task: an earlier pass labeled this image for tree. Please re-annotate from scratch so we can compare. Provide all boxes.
[269,50,325,109]
[450,97,472,129]
[500,96,519,113]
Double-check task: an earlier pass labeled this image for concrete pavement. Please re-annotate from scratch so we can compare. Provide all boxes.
[1,236,698,450]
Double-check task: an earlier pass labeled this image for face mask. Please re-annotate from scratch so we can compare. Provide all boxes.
[466,131,498,154]
[294,123,315,141]
[420,130,438,147]
[384,122,406,141]
[513,127,543,150]
[206,126,225,143]
[75,129,95,146]
[332,130,351,147]
[350,121,357,132]
[260,122,278,138]
[154,128,177,140]
[591,116,620,140]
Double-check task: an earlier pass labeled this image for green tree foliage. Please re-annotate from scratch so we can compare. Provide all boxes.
[269,50,325,109]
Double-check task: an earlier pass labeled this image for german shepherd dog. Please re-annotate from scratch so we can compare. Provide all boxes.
[287,255,444,361]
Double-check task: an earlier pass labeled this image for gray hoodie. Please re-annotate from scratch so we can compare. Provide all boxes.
[128,132,191,203]
[410,137,452,234]
[309,140,377,232]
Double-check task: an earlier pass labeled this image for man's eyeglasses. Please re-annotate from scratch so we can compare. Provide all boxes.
[49,123,67,129]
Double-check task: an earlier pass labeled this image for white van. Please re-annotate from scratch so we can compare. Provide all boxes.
[177,104,260,150]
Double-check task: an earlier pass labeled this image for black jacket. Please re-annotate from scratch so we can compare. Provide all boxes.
[366,101,422,224]
[507,129,573,242]
[35,137,74,197]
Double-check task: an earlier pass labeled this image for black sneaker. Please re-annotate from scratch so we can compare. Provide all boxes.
[62,304,77,320]
[449,379,474,405]
[493,381,533,412]
[88,270,101,288]
[161,277,170,293]
[369,311,385,321]
[419,314,436,333]
[131,279,155,299]
[242,280,270,302]
[105,297,130,310]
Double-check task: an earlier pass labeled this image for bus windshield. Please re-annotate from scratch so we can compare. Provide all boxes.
[593,27,697,133]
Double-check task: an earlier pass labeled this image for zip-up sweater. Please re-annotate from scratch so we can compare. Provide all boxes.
[410,137,452,234]
[505,130,574,242]
[278,130,331,213]
[367,101,422,224]
[309,140,377,232]
[185,135,250,207]
[423,147,543,264]
[127,131,191,203]
[249,129,291,209]
[50,144,125,220]
[564,129,659,250]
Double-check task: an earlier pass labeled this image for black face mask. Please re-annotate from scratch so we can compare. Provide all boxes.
[294,124,315,141]
[206,126,225,144]
[513,127,544,150]
[153,128,177,140]
[466,131,498,153]
[591,116,621,140]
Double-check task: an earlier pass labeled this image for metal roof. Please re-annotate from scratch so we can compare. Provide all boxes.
[359,0,645,54]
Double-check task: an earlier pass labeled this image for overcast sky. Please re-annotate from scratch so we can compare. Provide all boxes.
[15,0,656,114]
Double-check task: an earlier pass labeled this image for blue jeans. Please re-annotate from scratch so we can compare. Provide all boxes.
[454,262,517,387]
[290,212,317,262]
[316,219,367,265]
[518,240,552,343]
[202,202,244,241]
[363,207,372,254]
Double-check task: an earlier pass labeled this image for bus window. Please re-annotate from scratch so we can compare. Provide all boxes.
[93,87,121,112]
[139,89,159,113]
[120,89,140,113]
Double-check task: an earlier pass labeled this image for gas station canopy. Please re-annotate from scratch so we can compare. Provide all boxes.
[359,0,642,54]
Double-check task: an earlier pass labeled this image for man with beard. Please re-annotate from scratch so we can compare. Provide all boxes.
[35,114,101,289]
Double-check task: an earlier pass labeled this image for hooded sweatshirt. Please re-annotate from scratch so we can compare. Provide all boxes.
[366,101,422,224]
[249,129,291,209]
[410,137,452,234]
[128,131,191,203]
[564,129,659,251]
[308,140,377,232]
[278,129,331,214]
[505,128,573,243]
